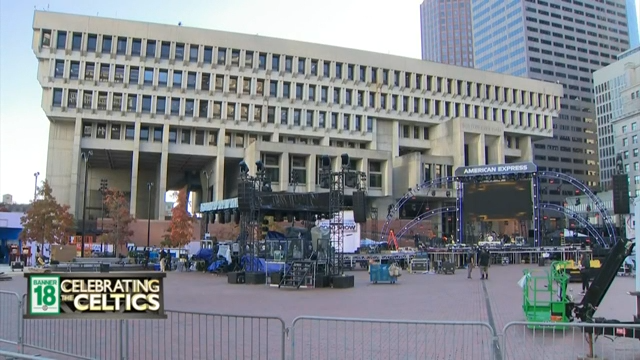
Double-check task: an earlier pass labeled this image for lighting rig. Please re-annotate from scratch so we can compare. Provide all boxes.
[238,160,272,273]
[318,153,364,278]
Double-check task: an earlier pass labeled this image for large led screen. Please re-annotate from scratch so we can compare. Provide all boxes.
[462,180,533,221]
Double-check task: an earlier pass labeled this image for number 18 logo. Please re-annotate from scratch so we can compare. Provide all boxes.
[29,275,60,316]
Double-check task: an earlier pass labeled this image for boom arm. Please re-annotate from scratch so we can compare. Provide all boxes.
[573,239,635,322]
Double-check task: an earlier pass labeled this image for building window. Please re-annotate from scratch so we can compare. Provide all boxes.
[217,48,227,65]
[156,96,166,114]
[229,77,238,93]
[125,125,135,140]
[215,75,224,91]
[127,94,137,112]
[175,43,185,61]
[285,56,293,72]
[128,66,139,84]
[231,49,240,66]
[298,58,305,74]
[110,124,121,140]
[262,153,280,183]
[169,128,177,143]
[100,64,110,82]
[71,33,82,51]
[267,106,275,123]
[56,31,67,49]
[311,60,318,75]
[173,71,182,87]
[52,88,63,107]
[117,37,127,55]
[160,41,170,59]
[102,36,112,53]
[132,39,142,56]
[189,45,199,63]
[114,65,124,82]
[171,98,181,115]
[199,100,208,117]
[153,127,162,142]
[208,131,218,146]
[306,111,313,127]
[68,90,78,108]
[283,82,291,98]
[213,102,222,117]
[203,46,213,63]
[54,60,64,78]
[254,105,262,122]
[158,69,168,86]
[87,34,97,52]
[187,72,197,89]
[240,104,249,120]
[146,40,156,57]
[259,53,267,69]
[331,113,338,129]
[195,130,205,145]
[242,78,251,95]
[318,112,326,128]
[290,155,307,184]
[366,117,374,132]
[181,129,191,144]
[143,68,153,85]
[141,96,152,113]
[97,92,108,110]
[82,91,93,109]
[140,126,149,141]
[296,84,303,100]
[293,109,301,126]
[369,161,383,188]
[82,123,92,137]
[272,54,280,71]
[185,99,195,117]
[227,103,236,119]
[245,51,253,67]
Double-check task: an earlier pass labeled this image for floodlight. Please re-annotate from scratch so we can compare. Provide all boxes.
[321,155,331,170]
[239,160,249,174]
[341,153,350,167]
[255,160,264,172]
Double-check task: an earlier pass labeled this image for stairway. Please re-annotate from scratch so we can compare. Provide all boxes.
[279,260,315,289]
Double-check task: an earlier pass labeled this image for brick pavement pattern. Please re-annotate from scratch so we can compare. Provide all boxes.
[0,265,639,359]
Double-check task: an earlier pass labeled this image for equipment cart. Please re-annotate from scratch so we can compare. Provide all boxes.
[369,263,400,284]
[9,244,24,272]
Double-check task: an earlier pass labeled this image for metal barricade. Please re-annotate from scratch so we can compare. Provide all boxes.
[0,349,57,360]
[502,321,640,360]
[0,291,22,346]
[290,316,496,360]
[125,311,286,360]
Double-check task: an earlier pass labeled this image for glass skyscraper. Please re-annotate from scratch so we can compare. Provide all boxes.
[420,0,474,67]
[471,0,631,202]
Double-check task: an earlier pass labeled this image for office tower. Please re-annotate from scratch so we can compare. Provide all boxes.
[595,48,640,194]
[420,0,474,67]
[471,0,631,204]
[594,47,640,190]
[627,0,640,47]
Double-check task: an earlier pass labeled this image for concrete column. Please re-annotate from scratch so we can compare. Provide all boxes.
[69,116,83,217]
[281,152,290,189]
[487,135,505,164]
[214,128,226,201]
[391,120,400,158]
[518,136,534,163]
[477,135,486,165]
[307,155,317,192]
[129,122,141,215]
[157,123,169,219]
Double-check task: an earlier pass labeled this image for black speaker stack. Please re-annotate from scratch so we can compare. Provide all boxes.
[352,191,367,223]
[612,174,630,215]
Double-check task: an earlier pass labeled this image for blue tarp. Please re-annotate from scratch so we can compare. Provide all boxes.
[207,259,227,272]
[240,255,288,274]
[266,231,286,240]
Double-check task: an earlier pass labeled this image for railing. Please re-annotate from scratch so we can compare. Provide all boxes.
[2,292,640,360]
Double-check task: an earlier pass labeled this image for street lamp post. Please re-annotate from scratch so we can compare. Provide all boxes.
[33,172,40,202]
[147,182,154,248]
[99,179,108,231]
[80,151,93,258]
[202,171,212,235]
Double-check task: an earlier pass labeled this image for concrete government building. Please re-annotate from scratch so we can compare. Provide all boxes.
[32,11,562,238]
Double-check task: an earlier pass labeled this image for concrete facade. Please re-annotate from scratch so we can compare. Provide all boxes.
[470,0,631,204]
[594,47,640,190]
[32,11,561,235]
[611,52,640,196]
[419,0,474,67]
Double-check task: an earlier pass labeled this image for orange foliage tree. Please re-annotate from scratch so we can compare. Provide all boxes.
[19,180,75,245]
[99,189,135,255]
[165,189,195,247]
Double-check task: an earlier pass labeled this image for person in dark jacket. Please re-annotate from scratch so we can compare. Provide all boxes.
[467,251,475,279]
[579,253,591,295]
[479,249,491,279]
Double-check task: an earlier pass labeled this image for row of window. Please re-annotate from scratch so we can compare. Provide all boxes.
[51,87,553,131]
[533,142,592,155]
[40,30,558,108]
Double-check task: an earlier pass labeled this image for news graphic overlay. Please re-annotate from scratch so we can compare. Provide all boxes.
[24,273,166,319]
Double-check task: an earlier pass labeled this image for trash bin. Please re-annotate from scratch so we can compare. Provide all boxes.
[100,263,110,273]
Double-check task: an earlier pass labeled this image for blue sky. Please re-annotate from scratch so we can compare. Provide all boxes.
[0,0,639,204]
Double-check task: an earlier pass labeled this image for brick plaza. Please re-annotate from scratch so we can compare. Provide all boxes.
[1,264,639,359]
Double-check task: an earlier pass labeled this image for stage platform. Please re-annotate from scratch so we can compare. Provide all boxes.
[342,246,591,270]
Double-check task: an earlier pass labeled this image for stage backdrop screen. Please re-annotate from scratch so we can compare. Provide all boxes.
[462,180,533,220]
